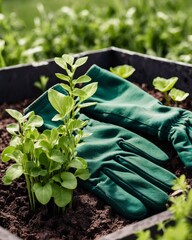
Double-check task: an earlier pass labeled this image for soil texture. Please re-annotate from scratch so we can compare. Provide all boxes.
[0,85,192,240]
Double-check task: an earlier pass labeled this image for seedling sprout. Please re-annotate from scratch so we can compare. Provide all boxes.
[153,76,178,105]
[169,88,189,106]
[110,64,135,79]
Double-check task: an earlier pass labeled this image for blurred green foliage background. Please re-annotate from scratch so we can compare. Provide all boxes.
[1,0,192,67]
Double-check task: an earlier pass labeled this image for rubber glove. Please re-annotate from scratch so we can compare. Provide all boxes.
[24,85,176,219]
[83,65,192,168]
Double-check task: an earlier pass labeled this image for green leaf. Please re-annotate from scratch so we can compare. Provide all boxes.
[33,182,52,205]
[6,123,19,135]
[75,169,90,180]
[6,109,23,123]
[169,88,189,102]
[74,56,88,68]
[158,221,190,240]
[68,119,87,130]
[10,135,21,147]
[153,76,178,92]
[68,157,87,169]
[23,111,35,120]
[3,163,23,185]
[110,65,135,79]
[54,57,67,70]
[73,83,98,103]
[48,89,74,116]
[79,102,97,108]
[136,230,152,240]
[52,174,61,183]
[62,54,74,66]
[25,161,37,174]
[80,82,98,101]
[23,138,34,154]
[49,149,65,163]
[52,183,72,208]
[0,39,5,51]
[52,113,63,122]
[37,139,52,151]
[60,172,77,189]
[74,75,91,85]
[30,167,47,177]
[60,83,71,92]
[73,88,86,98]
[39,152,49,168]
[1,146,15,162]
[4,149,24,164]
[40,76,49,87]
[172,174,188,192]
[50,161,62,172]
[55,73,70,82]
[34,81,41,90]
[34,76,49,92]
[28,115,43,128]
[2,176,13,185]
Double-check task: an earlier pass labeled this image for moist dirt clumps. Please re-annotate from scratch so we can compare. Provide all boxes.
[0,85,192,240]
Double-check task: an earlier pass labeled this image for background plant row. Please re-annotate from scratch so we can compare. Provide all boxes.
[1,0,192,67]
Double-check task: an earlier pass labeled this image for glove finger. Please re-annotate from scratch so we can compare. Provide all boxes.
[115,154,176,192]
[118,134,169,165]
[186,120,192,144]
[172,125,192,168]
[103,166,169,211]
[80,171,147,220]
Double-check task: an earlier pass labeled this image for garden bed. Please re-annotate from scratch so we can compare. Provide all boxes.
[0,47,192,240]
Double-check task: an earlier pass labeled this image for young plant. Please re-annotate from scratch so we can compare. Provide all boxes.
[135,175,192,240]
[169,88,189,106]
[47,54,98,208]
[34,75,49,92]
[1,110,44,209]
[110,64,135,79]
[152,76,189,106]
[153,76,178,105]
[1,54,97,213]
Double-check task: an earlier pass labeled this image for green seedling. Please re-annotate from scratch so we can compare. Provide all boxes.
[153,76,189,106]
[169,88,189,106]
[34,75,49,92]
[110,64,135,79]
[136,230,152,240]
[135,174,192,240]
[1,110,44,209]
[1,54,97,213]
[153,76,178,105]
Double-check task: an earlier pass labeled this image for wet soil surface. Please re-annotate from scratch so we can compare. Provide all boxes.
[0,85,192,240]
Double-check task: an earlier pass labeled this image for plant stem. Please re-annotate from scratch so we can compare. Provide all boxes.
[164,91,170,106]
[25,174,35,210]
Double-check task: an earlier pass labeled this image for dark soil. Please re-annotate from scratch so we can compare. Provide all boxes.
[0,85,192,240]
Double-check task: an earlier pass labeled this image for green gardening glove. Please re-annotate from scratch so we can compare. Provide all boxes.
[83,65,192,168]
[24,85,176,219]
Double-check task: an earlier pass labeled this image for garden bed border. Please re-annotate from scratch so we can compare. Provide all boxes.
[1,46,192,239]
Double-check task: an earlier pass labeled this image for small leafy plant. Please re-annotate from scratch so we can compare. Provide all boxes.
[153,76,178,105]
[110,64,135,79]
[1,54,97,213]
[153,76,189,106]
[169,88,189,106]
[34,75,49,92]
[135,175,192,240]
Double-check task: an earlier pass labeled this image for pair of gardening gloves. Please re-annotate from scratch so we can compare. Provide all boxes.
[25,65,192,220]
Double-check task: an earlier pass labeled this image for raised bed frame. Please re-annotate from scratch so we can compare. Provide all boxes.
[1,47,192,240]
